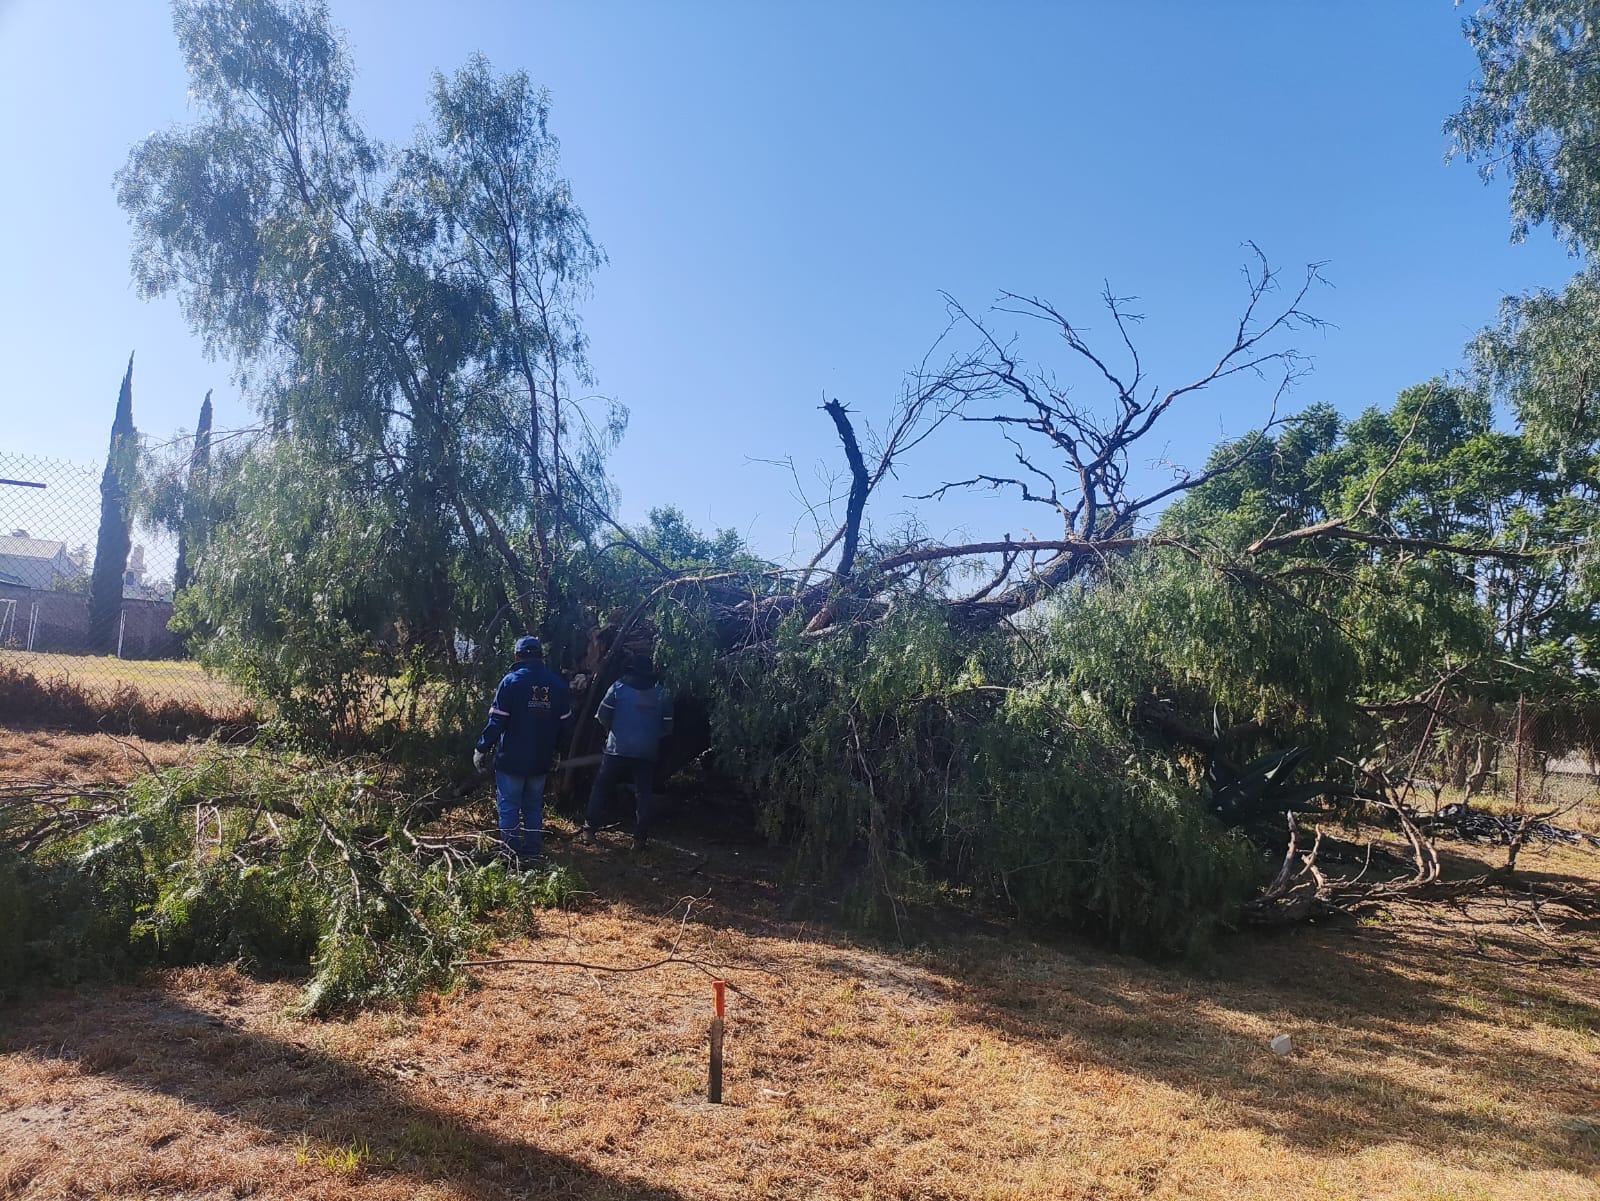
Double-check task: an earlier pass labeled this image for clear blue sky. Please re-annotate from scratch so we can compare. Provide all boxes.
[0,1,1582,561]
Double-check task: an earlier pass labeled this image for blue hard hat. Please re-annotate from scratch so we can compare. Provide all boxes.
[514,635,543,658]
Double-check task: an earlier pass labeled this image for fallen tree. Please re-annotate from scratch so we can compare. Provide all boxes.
[546,257,1599,950]
[564,251,1327,750]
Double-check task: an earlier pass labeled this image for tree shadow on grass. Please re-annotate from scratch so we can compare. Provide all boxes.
[1,984,692,1200]
[562,819,1600,1178]
[932,898,1600,1175]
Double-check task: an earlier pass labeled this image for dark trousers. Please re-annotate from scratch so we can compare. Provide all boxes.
[586,753,655,838]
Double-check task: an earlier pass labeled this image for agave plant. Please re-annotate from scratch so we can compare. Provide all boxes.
[1206,712,1330,827]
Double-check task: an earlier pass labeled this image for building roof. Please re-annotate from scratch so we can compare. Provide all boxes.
[0,534,68,560]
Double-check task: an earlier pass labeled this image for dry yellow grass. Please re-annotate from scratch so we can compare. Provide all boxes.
[0,726,198,784]
[0,648,246,715]
[1,817,1596,1201]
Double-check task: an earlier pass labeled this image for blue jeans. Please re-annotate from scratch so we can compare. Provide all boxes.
[494,770,547,860]
[585,754,656,840]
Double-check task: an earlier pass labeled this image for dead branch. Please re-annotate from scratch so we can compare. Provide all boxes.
[1245,518,1545,561]
[802,400,872,635]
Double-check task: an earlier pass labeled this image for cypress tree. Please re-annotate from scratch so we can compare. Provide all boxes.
[173,389,213,593]
[88,354,137,653]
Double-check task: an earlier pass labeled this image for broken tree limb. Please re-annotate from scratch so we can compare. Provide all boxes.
[821,399,869,581]
[803,399,872,634]
[1246,518,1546,561]
[873,536,1152,572]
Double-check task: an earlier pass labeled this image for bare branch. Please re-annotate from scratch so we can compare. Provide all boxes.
[1246,519,1546,561]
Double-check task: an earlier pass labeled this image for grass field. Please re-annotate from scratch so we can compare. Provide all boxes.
[1,735,1597,1201]
[0,725,199,784]
[0,648,247,715]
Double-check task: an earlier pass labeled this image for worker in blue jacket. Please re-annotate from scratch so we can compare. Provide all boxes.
[580,652,673,851]
[474,635,572,863]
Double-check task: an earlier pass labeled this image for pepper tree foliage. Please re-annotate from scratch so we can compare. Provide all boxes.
[1447,0,1600,552]
[118,0,616,733]
[658,543,1357,955]
[0,748,580,1014]
[1448,0,1600,253]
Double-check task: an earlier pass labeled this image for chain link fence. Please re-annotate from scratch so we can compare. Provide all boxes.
[0,449,248,720]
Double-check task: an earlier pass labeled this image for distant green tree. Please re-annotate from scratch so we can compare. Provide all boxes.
[629,507,766,573]
[89,354,137,653]
[173,390,212,593]
[1164,382,1600,782]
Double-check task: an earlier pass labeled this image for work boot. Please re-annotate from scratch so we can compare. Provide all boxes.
[578,826,596,847]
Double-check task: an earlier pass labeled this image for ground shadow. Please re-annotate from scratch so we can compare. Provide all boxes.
[1,985,694,1200]
[556,810,1600,1178]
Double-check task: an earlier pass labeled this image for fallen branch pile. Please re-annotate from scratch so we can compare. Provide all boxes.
[0,750,585,1014]
[1425,803,1600,849]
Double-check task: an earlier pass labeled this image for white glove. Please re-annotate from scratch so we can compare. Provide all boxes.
[473,749,492,772]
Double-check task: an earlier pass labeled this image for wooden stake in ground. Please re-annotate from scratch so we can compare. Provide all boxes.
[708,980,726,1104]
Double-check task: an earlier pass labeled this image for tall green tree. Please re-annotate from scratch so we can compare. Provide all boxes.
[1448,0,1600,254]
[1164,383,1599,779]
[173,389,213,593]
[89,354,137,654]
[1446,0,1600,457]
[417,56,610,569]
[117,0,615,720]
[1446,0,1600,637]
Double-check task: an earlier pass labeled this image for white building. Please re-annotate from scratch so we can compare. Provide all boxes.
[0,531,82,591]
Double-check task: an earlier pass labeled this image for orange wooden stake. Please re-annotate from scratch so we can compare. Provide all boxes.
[708,980,727,1103]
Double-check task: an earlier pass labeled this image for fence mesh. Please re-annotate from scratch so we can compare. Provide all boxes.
[0,449,248,719]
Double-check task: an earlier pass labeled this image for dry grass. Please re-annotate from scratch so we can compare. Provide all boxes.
[0,649,248,716]
[0,726,198,785]
[0,655,255,741]
[1,810,1596,1201]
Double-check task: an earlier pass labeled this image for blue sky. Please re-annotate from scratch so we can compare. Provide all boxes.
[0,1,1583,561]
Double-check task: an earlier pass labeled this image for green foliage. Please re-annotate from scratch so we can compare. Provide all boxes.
[1049,550,1358,740]
[704,579,1268,956]
[1163,384,1600,786]
[1473,269,1600,460]
[1447,3,1600,697]
[628,507,771,576]
[1448,0,1600,253]
[3,749,582,1015]
[119,0,615,733]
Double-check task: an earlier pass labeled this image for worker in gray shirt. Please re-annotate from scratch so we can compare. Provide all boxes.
[580,652,673,851]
